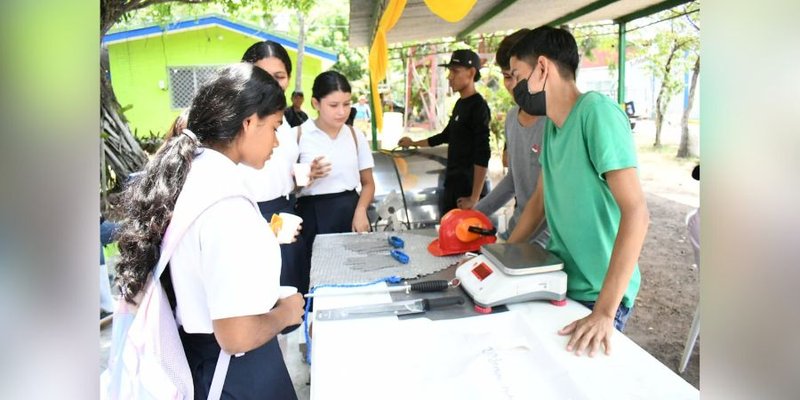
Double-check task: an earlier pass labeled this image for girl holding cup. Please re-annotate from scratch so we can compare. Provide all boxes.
[296,71,375,252]
[239,41,330,295]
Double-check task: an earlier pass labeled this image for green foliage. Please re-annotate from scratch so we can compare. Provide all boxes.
[306,13,368,83]
[135,129,165,154]
[274,0,315,14]
[114,1,271,31]
[630,2,700,146]
[479,64,513,153]
[641,3,700,113]
[114,0,366,84]
[572,22,644,86]
[575,25,618,62]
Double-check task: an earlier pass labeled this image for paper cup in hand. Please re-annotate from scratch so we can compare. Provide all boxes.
[276,212,302,244]
[293,163,311,186]
[278,286,298,299]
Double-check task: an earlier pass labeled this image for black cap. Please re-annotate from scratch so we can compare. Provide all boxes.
[691,165,699,181]
[438,49,481,81]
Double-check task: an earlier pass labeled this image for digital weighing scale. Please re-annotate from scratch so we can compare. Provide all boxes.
[455,242,568,311]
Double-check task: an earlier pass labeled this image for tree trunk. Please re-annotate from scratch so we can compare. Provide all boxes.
[101,53,148,190]
[101,0,150,192]
[294,11,305,92]
[654,99,664,148]
[653,43,680,148]
[677,56,700,158]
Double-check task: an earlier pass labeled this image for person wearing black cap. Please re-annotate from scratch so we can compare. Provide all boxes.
[398,49,491,215]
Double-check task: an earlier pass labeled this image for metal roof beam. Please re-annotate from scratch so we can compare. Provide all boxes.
[614,0,694,23]
[456,0,519,40]
[368,0,387,46]
[546,0,620,27]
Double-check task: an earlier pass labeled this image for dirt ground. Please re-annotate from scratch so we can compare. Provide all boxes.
[625,119,700,389]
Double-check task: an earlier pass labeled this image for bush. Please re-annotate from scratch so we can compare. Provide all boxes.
[134,129,164,155]
[480,66,513,155]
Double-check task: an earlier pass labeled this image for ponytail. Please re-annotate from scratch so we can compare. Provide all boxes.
[115,131,198,302]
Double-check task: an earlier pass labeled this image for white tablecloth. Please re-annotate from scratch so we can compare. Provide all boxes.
[309,284,698,400]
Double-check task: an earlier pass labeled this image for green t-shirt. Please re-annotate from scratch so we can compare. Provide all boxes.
[539,91,640,308]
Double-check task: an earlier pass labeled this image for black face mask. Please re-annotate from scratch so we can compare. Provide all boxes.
[513,70,547,116]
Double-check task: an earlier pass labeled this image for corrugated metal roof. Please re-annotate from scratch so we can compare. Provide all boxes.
[350,0,683,47]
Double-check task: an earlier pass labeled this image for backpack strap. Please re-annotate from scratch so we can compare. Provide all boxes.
[208,353,230,400]
[152,226,231,400]
[154,214,233,400]
[348,124,358,153]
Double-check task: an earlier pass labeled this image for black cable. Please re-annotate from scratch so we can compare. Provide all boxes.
[387,153,412,230]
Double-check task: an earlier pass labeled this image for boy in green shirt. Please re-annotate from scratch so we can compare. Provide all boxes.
[506,26,650,357]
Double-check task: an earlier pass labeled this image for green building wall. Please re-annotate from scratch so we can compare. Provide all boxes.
[108,26,327,138]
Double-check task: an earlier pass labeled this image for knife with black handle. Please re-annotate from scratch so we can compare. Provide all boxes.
[304,279,456,298]
[315,296,465,321]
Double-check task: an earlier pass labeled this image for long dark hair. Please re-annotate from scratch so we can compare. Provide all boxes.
[115,63,286,303]
[241,40,293,77]
[312,70,351,101]
[157,109,189,153]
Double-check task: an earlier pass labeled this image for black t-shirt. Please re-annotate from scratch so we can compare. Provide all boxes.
[284,107,309,128]
[427,92,491,187]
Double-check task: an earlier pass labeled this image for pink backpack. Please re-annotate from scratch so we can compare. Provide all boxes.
[101,167,254,399]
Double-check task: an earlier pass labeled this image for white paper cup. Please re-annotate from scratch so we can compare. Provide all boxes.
[278,286,298,299]
[293,163,311,186]
[276,212,303,244]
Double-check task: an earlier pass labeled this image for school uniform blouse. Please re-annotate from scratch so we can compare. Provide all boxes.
[170,148,282,334]
[296,119,374,197]
[239,116,298,201]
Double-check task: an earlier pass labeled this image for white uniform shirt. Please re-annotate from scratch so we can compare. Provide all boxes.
[170,149,281,333]
[239,116,299,201]
[297,119,374,197]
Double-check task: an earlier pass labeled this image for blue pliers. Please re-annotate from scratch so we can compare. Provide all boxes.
[388,236,409,264]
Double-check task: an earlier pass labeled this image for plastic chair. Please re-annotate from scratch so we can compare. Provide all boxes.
[679,208,700,373]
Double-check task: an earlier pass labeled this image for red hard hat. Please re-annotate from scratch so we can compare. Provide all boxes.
[428,209,497,256]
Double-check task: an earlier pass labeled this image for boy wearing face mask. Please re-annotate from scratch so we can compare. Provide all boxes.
[507,26,650,358]
[469,29,549,247]
[398,49,491,215]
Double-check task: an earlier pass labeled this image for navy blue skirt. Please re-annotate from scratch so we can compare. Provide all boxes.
[295,190,359,255]
[179,328,296,400]
[257,195,311,295]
